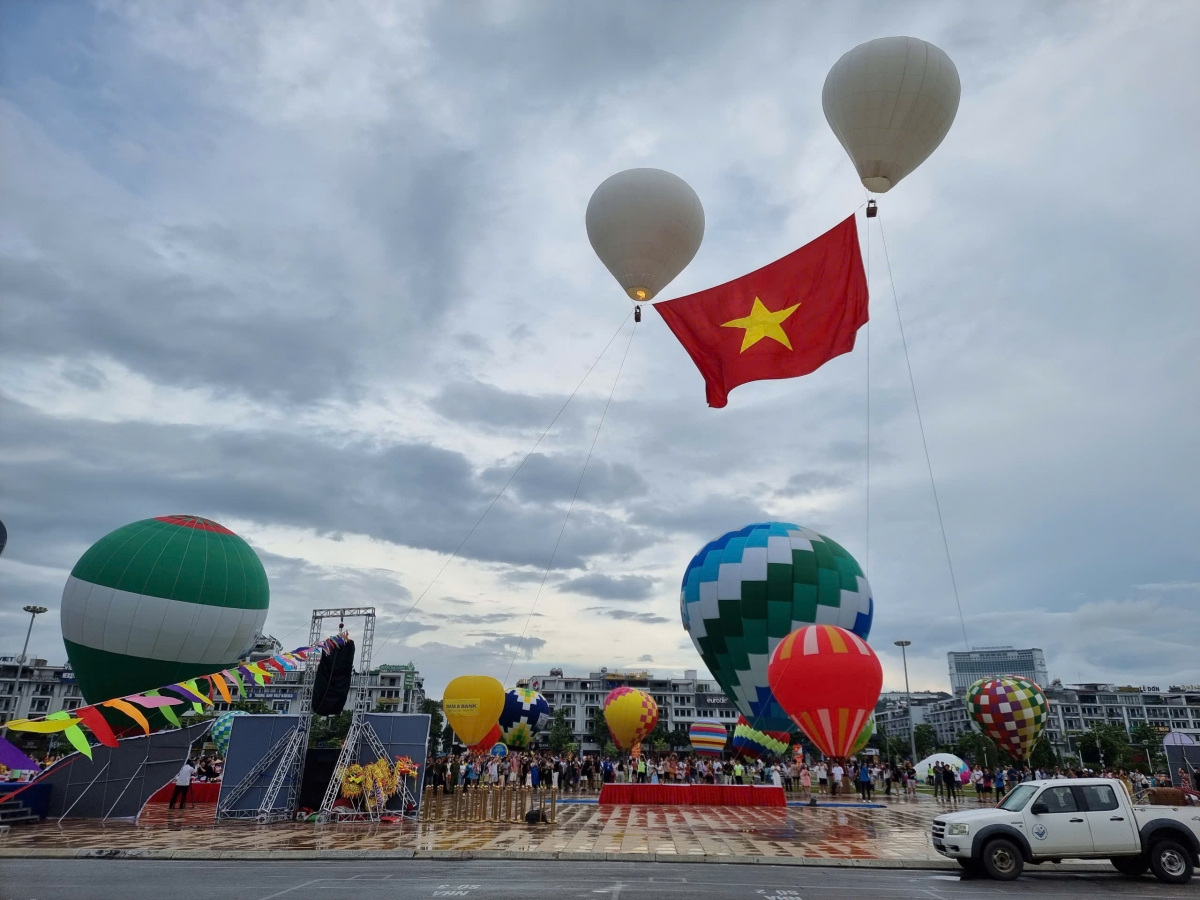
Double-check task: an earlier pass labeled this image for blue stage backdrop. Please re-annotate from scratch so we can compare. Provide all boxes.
[364,713,430,813]
[216,714,300,815]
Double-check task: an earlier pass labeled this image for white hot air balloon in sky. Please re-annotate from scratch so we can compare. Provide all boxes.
[586,168,704,315]
[822,36,961,194]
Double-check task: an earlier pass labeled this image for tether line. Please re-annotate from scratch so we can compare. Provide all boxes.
[877,213,970,649]
[375,308,635,658]
[865,211,871,577]
[504,317,639,683]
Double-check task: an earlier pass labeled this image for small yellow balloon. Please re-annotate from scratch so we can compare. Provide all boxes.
[603,687,659,750]
[443,675,506,747]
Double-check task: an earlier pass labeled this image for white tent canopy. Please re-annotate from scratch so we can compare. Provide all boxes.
[914,752,969,781]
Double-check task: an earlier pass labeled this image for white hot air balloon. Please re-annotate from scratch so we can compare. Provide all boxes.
[586,168,704,317]
[822,36,960,194]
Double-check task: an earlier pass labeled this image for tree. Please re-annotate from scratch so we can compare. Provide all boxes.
[309,711,353,748]
[913,724,938,759]
[666,725,691,751]
[955,730,1010,768]
[1075,724,1132,769]
[1129,724,1165,774]
[547,708,575,753]
[230,699,275,715]
[590,709,609,749]
[420,698,444,756]
[873,723,909,765]
[646,721,671,751]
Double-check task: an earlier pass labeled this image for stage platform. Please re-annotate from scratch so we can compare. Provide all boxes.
[146,782,221,804]
[598,783,786,807]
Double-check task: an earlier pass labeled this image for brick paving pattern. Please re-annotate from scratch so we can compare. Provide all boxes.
[0,795,945,860]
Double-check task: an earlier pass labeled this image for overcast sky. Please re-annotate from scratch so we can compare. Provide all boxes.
[3,1,1198,698]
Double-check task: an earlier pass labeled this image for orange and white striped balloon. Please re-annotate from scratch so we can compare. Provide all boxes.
[767,624,882,758]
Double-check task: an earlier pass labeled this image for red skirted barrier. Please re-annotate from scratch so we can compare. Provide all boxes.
[147,781,222,803]
[599,783,786,807]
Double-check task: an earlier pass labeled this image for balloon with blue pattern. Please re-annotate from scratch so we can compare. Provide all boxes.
[498,688,551,749]
[210,710,249,756]
[680,522,873,732]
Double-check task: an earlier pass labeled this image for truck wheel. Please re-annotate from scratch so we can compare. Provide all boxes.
[1149,839,1193,885]
[981,838,1024,881]
[1110,855,1148,877]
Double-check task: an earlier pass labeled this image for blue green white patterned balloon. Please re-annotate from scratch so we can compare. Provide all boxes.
[680,522,873,732]
[210,710,248,756]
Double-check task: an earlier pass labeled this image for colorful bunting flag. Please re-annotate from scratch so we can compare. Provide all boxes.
[144,690,181,728]
[0,636,343,754]
[210,671,233,704]
[102,698,151,735]
[75,705,119,747]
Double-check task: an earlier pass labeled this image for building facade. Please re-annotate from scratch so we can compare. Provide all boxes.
[208,661,426,716]
[0,650,425,724]
[0,655,85,725]
[948,647,1049,695]
[519,668,737,749]
[874,645,1200,761]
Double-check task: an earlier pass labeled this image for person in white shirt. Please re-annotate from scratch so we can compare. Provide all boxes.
[169,759,196,810]
[830,763,844,796]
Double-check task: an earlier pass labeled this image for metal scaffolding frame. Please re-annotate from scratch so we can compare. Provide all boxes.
[216,606,383,823]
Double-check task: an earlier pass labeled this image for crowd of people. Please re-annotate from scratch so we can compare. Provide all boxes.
[926,761,1190,805]
[422,750,928,802]
[421,748,1195,806]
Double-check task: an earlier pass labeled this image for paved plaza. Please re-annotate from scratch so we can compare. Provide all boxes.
[0,795,953,862]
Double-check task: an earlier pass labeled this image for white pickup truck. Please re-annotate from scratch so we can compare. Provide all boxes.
[931,777,1200,884]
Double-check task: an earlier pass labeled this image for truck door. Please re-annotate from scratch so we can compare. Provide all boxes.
[1024,784,1094,858]
[1079,783,1137,853]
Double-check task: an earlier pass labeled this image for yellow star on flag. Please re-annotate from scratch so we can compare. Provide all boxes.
[720,297,801,352]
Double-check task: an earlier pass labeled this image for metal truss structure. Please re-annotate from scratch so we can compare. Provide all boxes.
[217,607,384,823]
[316,606,415,822]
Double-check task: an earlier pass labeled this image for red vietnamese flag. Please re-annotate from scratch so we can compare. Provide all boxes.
[654,214,867,407]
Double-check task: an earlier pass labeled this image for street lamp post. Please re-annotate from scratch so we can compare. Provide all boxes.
[894,640,918,763]
[13,605,48,719]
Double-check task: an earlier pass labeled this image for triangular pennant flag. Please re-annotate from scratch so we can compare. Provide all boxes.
[144,690,181,728]
[210,671,232,703]
[226,669,247,697]
[181,679,213,706]
[125,693,184,709]
[47,712,93,761]
[76,705,119,747]
[2,717,80,733]
[102,698,151,735]
[163,683,207,704]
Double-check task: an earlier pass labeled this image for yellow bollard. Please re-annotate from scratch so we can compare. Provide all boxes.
[550,787,557,824]
[434,784,443,820]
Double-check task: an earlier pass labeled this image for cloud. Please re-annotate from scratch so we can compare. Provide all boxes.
[2,2,1198,698]
[557,573,658,601]
[432,381,570,431]
[586,608,670,624]
[638,654,654,663]
[482,453,649,505]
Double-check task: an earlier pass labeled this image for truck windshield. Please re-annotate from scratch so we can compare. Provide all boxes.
[998,784,1038,811]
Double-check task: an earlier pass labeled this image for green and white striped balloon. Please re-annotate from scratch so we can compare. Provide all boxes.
[60,515,269,704]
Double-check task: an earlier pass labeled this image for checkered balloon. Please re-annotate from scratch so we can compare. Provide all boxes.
[965,676,1048,761]
[603,686,658,750]
[498,688,551,749]
[680,522,873,732]
[209,710,248,757]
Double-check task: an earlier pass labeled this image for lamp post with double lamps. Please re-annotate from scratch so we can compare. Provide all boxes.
[894,640,918,763]
[13,605,48,719]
